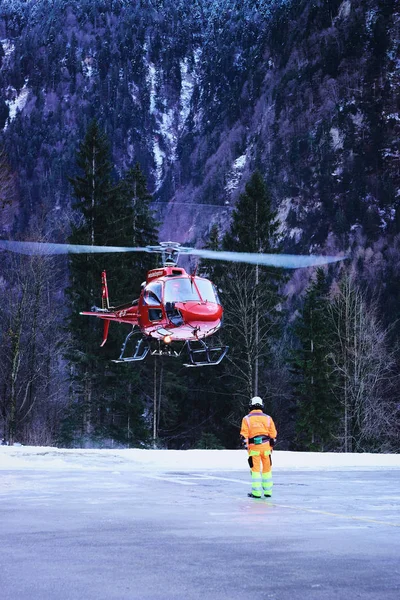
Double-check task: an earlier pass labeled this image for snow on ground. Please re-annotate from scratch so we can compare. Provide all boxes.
[1,446,400,473]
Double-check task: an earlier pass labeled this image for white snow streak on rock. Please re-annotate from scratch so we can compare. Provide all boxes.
[0,39,15,59]
[225,154,247,194]
[180,54,199,128]
[147,62,164,189]
[338,0,351,20]
[128,81,139,104]
[277,197,293,232]
[4,82,29,129]
[161,107,177,161]
[82,57,94,78]
[385,112,400,122]
[147,62,156,114]
[330,126,344,150]
[288,227,303,242]
[153,136,165,191]
[148,48,201,190]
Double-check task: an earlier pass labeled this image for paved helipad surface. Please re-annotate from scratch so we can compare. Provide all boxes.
[0,466,399,599]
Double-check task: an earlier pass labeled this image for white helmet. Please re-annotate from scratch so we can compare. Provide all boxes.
[249,396,264,408]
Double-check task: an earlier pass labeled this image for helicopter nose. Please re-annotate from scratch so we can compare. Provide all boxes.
[176,302,223,322]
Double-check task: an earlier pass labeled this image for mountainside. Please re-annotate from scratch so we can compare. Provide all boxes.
[1,0,398,249]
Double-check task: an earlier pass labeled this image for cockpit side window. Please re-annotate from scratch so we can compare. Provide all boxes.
[143,281,162,306]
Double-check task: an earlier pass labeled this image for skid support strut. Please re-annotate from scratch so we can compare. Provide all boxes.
[112,329,150,363]
[183,339,228,367]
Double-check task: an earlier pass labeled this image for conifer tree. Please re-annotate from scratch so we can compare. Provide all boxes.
[290,268,339,451]
[117,162,159,282]
[223,170,279,255]
[218,171,285,417]
[62,121,157,447]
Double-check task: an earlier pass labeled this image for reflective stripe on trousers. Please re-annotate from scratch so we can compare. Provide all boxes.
[248,443,273,497]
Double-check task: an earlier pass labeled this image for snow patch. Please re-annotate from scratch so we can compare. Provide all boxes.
[384,150,400,159]
[337,0,351,20]
[276,198,304,242]
[330,127,344,150]
[378,206,396,230]
[128,81,140,104]
[288,227,302,242]
[277,197,293,227]
[225,153,247,194]
[146,62,166,190]
[179,48,201,128]
[147,62,157,114]
[4,82,29,128]
[180,57,193,126]
[0,39,15,60]
[1,446,400,473]
[146,48,202,191]
[161,107,177,159]
[385,112,400,122]
[153,135,166,190]
[331,166,343,177]
[366,9,377,33]
[350,110,363,128]
[82,56,94,78]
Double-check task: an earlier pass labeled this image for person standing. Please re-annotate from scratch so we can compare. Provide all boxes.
[240,396,277,498]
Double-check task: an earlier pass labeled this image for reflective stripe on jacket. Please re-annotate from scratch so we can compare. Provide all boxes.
[240,410,277,444]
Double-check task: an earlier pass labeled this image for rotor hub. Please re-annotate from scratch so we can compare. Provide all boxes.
[146,242,183,266]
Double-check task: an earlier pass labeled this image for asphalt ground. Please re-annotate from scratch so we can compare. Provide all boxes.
[0,467,399,600]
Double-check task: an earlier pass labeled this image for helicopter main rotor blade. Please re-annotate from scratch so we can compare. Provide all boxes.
[0,240,346,268]
[0,240,150,255]
[180,248,347,269]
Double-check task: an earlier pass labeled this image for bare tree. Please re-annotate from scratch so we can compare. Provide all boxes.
[222,262,283,413]
[0,250,69,445]
[328,275,397,452]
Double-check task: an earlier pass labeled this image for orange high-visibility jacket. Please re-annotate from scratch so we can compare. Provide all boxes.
[240,409,277,446]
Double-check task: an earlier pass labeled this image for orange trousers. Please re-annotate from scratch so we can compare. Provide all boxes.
[248,442,273,497]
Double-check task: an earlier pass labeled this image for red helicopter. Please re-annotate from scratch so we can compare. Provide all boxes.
[0,240,345,367]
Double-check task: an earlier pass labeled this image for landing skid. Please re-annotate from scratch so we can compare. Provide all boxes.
[112,330,228,367]
[112,330,150,363]
[183,339,228,367]
[112,330,184,363]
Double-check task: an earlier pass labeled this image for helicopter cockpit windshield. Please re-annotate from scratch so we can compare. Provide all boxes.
[164,277,218,304]
[164,278,199,303]
[193,278,218,303]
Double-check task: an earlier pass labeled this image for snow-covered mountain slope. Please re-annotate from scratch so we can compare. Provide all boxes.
[0,0,398,253]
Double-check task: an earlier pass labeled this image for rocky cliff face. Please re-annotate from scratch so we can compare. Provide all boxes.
[0,0,399,257]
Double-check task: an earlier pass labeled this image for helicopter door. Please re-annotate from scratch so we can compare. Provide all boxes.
[143,282,163,321]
